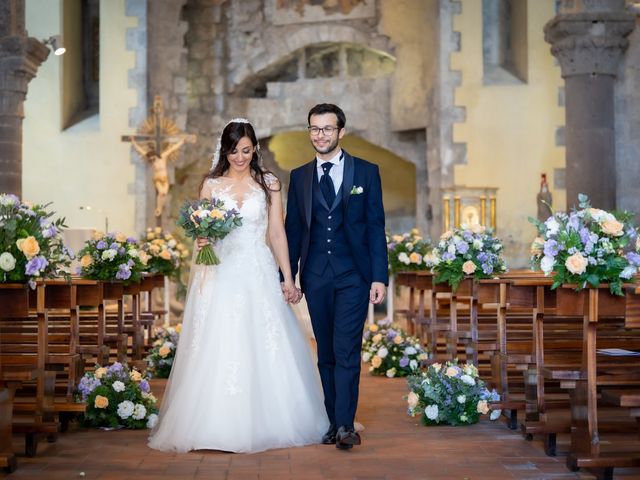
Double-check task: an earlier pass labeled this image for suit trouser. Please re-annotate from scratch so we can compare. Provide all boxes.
[302,264,369,428]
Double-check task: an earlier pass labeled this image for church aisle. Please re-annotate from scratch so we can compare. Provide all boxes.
[3,370,638,480]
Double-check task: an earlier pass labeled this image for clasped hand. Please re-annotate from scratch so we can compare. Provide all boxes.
[281,281,302,304]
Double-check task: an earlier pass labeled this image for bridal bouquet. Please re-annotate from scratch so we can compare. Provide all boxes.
[529,194,639,296]
[76,362,159,429]
[76,231,146,285]
[430,224,507,290]
[387,228,433,274]
[140,227,189,279]
[0,193,73,287]
[361,317,429,378]
[176,197,242,265]
[145,324,181,378]
[406,360,500,426]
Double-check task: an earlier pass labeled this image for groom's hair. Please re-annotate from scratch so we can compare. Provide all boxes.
[308,103,346,130]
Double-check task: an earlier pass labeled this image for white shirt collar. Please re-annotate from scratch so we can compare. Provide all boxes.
[317,149,343,166]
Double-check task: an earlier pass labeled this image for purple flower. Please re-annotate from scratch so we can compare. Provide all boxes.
[627,252,640,267]
[109,242,119,250]
[96,240,107,250]
[455,241,469,254]
[386,329,398,340]
[399,357,409,368]
[139,379,150,393]
[116,264,131,280]
[567,214,580,231]
[387,242,396,250]
[25,256,49,276]
[482,263,494,275]
[108,362,123,373]
[77,376,101,401]
[441,252,455,262]
[118,247,125,255]
[543,239,560,257]
[477,252,488,263]
[579,228,591,245]
[363,330,371,340]
[462,231,474,242]
[126,237,137,244]
[42,224,58,239]
[127,259,134,267]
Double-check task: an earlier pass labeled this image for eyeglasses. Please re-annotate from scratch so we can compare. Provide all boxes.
[307,126,339,136]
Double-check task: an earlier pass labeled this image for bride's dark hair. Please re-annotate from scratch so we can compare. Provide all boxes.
[200,121,279,205]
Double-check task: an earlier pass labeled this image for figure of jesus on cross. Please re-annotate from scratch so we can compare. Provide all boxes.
[122,96,196,220]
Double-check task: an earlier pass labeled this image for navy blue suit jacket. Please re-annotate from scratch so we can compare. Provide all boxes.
[285,150,389,290]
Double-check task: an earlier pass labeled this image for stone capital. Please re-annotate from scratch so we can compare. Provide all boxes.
[544,11,636,77]
[0,36,49,93]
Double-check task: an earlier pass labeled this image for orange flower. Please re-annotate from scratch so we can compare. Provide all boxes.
[17,236,40,259]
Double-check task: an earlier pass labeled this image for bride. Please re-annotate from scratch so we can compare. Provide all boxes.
[148,119,329,453]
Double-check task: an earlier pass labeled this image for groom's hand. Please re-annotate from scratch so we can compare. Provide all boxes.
[369,282,386,305]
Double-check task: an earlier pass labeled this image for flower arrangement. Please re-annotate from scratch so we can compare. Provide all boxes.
[0,193,73,287]
[406,360,500,426]
[361,318,429,378]
[76,231,147,285]
[176,197,242,265]
[529,194,639,296]
[429,224,507,290]
[145,324,181,378]
[387,228,433,275]
[140,227,189,280]
[76,362,159,429]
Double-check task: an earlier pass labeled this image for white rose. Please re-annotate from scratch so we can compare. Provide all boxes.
[540,255,556,275]
[404,346,417,355]
[146,413,159,428]
[386,368,396,378]
[168,239,177,248]
[490,409,502,421]
[460,374,476,386]
[472,239,483,249]
[447,244,457,255]
[112,380,125,392]
[101,249,118,261]
[132,403,147,420]
[128,249,139,258]
[409,359,418,370]
[377,347,389,359]
[544,217,560,235]
[457,395,466,404]
[362,352,371,362]
[406,243,413,251]
[424,404,439,420]
[0,252,16,272]
[117,400,134,419]
[398,252,410,265]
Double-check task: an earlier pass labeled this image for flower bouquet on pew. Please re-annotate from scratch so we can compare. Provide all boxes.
[387,228,433,275]
[140,227,189,280]
[529,194,640,296]
[145,323,181,378]
[176,197,242,265]
[0,193,73,287]
[361,317,429,378]
[76,231,147,285]
[406,360,501,426]
[76,362,159,429]
[429,224,507,290]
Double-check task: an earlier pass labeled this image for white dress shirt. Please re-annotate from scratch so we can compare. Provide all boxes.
[316,149,344,195]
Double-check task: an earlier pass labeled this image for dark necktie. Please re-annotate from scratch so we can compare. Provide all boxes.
[320,162,336,206]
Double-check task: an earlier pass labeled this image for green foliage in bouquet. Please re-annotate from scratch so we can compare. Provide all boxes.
[176,197,242,265]
[361,318,429,378]
[76,231,147,285]
[76,362,159,429]
[529,194,640,296]
[386,228,434,274]
[407,360,500,426]
[0,193,73,286]
[146,324,181,378]
[430,224,507,291]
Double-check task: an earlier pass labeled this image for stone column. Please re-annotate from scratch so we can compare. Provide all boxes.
[544,0,635,210]
[0,0,49,197]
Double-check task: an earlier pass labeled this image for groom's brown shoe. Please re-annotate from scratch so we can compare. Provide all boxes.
[335,426,361,450]
[322,425,337,445]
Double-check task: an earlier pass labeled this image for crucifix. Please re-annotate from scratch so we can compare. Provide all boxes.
[122,95,196,223]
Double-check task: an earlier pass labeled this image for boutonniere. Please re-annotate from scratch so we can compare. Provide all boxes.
[350,186,364,195]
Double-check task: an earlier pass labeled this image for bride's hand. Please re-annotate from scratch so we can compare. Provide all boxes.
[196,237,210,250]
[281,280,297,303]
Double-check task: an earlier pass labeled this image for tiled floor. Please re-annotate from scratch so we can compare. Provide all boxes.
[3,372,639,480]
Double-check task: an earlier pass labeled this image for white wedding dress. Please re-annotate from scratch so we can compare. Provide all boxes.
[148,177,329,453]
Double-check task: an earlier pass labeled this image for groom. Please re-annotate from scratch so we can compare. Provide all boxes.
[285,103,388,450]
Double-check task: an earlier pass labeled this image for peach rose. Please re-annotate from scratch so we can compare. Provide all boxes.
[371,356,383,368]
[160,250,172,260]
[158,345,171,358]
[130,370,142,382]
[393,335,403,344]
[600,218,624,237]
[149,244,161,255]
[372,333,383,344]
[565,252,588,275]
[407,391,419,409]
[94,367,107,379]
[94,395,109,409]
[80,255,93,268]
[462,260,477,275]
[209,209,225,220]
[440,230,453,240]
[92,230,105,241]
[175,323,182,333]
[369,324,379,333]
[115,232,128,243]
[138,251,149,266]
[445,366,459,377]
[476,400,489,415]
[17,236,40,259]
[409,252,422,264]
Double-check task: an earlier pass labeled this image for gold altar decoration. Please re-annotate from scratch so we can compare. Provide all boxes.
[442,186,498,232]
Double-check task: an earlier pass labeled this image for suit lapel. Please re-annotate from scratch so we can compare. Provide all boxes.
[342,150,354,209]
[302,160,315,227]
